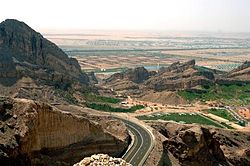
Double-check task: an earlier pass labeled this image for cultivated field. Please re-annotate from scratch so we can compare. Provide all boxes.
[136,112,230,129]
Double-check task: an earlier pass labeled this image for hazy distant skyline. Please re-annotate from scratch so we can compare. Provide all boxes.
[1,0,250,33]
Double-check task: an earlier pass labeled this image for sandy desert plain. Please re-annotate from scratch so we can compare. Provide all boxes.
[45,31,250,79]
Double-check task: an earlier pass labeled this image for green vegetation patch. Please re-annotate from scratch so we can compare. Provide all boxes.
[220,122,234,129]
[203,108,238,122]
[86,103,144,113]
[137,113,225,128]
[83,93,121,104]
[178,84,250,106]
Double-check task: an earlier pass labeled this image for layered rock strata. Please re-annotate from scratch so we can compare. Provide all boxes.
[148,121,250,166]
[0,97,129,165]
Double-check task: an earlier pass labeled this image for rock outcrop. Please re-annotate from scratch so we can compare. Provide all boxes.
[102,60,217,104]
[87,72,98,84]
[216,61,250,85]
[106,66,150,84]
[126,67,150,83]
[159,59,196,73]
[148,121,250,166]
[144,60,215,91]
[0,97,129,165]
[230,61,250,74]
[104,60,215,93]
[74,154,132,166]
[102,60,250,105]
[0,19,89,88]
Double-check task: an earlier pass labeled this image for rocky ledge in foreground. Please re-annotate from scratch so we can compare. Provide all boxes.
[148,121,250,166]
[74,154,132,166]
[0,97,129,165]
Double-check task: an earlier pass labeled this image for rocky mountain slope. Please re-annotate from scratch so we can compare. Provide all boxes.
[144,60,215,91]
[103,60,250,104]
[104,66,153,93]
[104,60,215,92]
[0,97,129,165]
[0,19,89,88]
[106,66,151,84]
[148,121,250,166]
[216,61,250,84]
[103,60,216,104]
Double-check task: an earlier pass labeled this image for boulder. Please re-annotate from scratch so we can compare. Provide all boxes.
[74,154,132,166]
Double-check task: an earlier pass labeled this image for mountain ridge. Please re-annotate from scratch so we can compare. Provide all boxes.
[0,19,89,88]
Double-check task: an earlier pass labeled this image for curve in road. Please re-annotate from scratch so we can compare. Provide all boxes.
[116,117,154,166]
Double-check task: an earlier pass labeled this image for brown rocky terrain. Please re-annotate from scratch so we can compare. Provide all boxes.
[141,91,188,105]
[106,67,151,84]
[104,60,215,92]
[104,67,152,93]
[0,77,74,104]
[0,97,129,165]
[103,59,250,105]
[87,72,98,84]
[147,121,250,166]
[216,61,250,85]
[0,19,99,104]
[0,19,89,89]
[145,60,215,91]
[103,60,216,104]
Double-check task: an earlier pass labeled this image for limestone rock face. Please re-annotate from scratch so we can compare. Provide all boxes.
[148,121,250,166]
[0,19,89,87]
[126,67,150,83]
[74,154,132,166]
[0,97,129,165]
[106,66,150,84]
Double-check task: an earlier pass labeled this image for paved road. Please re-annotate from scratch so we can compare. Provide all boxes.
[115,117,154,166]
[216,106,247,125]
[228,108,245,122]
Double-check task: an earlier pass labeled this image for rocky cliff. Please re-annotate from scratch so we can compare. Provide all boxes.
[87,72,98,84]
[148,121,250,166]
[0,19,89,88]
[0,97,129,165]
[106,66,150,84]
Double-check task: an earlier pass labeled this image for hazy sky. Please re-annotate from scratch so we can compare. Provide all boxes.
[0,0,250,33]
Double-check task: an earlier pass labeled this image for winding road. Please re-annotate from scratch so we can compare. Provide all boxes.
[115,117,154,166]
